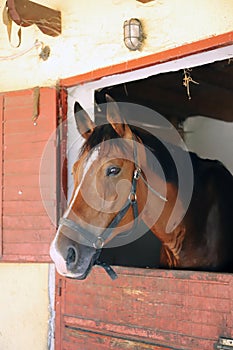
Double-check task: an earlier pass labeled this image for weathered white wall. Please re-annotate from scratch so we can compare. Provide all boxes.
[0,0,233,92]
[184,117,233,175]
[0,263,54,350]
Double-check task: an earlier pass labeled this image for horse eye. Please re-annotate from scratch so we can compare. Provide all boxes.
[106,166,121,177]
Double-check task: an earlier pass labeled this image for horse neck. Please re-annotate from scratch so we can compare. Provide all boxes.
[139,162,186,266]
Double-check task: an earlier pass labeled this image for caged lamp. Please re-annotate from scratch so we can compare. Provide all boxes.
[123,18,144,51]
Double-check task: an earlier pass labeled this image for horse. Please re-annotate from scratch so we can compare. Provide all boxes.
[50,95,233,280]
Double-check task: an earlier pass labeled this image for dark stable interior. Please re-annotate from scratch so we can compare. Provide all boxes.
[96,59,233,269]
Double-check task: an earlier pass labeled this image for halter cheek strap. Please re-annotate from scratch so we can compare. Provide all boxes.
[59,166,140,250]
[59,167,140,280]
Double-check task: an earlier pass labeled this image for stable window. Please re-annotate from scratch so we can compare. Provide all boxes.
[66,44,233,272]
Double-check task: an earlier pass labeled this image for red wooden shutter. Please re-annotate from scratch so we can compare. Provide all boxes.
[0,87,57,262]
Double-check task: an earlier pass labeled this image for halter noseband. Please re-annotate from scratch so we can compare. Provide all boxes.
[59,165,141,250]
[59,136,167,280]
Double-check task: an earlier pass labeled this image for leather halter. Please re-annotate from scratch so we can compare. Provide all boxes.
[59,136,167,280]
[59,166,141,250]
[60,137,141,239]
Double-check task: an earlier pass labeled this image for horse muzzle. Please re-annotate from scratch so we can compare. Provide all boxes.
[50,232,101,280]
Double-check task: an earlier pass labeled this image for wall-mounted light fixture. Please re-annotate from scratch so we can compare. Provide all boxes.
[123,18,144,51]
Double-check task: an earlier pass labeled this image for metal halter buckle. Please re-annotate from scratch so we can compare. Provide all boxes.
[129,191,137,203]
[93,236,104,249]
[134,167,141,180]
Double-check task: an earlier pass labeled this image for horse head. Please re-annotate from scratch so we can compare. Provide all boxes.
[50,95,233,276]
[50,96,167,279]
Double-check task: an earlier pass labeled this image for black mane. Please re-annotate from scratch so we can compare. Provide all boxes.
[81,124,120,153]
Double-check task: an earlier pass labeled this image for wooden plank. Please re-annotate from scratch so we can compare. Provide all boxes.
[4,174,41,188]
[64,291,230,334]
[4,158,45,175]
[3,242,51,256]
[54,88,67,350]
[4,102,36,122]
[58,87,68,217]
[3,186,54,201]
[4,175,56,195]
[3,88,34,106]
[3,200,53,216]
[1,253,51,262]
[64,324,217,350]
[3,215,54,230]
[63,325,173,350]
[55,276,66,350]
[4,117,54,134]
[4,141,48,160]
[4,130,53,144]
[4,87,57,122]
[3,229,54,243]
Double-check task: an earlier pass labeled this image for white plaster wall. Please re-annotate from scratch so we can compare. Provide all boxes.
[0,263,53,350]
[184,117,233,175]
[0,0,233,92]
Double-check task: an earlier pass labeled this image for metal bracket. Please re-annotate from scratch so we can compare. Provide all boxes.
[215,337,233,349]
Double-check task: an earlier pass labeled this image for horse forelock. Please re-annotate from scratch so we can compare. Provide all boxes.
[80,124,119,157]
[80,123,135,160]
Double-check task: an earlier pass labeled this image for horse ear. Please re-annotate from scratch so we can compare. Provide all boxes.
[74,101,96,139]
[106,94,132,138]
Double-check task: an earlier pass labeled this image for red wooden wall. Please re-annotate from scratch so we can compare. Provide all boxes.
[0,87,57,262]
[56,267,233,350]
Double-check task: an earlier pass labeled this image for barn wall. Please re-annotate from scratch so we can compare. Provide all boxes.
[1,0,233,92]
[0,87,57,349]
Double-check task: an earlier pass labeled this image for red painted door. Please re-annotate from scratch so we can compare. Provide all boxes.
[55,268,233,350]
[0,87,57,262]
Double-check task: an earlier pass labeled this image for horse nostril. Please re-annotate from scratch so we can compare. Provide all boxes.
[66,246,78,270]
